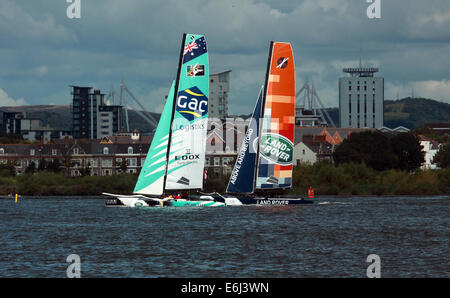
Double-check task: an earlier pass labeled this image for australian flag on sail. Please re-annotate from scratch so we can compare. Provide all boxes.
[183,36,207,64]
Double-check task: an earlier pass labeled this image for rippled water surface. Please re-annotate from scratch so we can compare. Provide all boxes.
[0,196,448,277]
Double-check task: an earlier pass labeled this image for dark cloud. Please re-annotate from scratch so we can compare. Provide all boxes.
[0,0,449,111]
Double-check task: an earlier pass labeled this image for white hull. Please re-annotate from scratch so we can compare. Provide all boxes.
[103,193,226,208]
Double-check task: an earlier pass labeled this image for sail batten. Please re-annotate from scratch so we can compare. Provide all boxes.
[133,81,176,195]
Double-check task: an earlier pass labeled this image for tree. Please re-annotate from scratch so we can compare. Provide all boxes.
[333,131,396,171]
[390,132,424,172]
[433,142,450,168]
[0,162,15,177]
[62,153,72,176]
[120,159,128,173]
[38,158,49,172]
[78,159,91,177]
[25,161,36,174]
[49,159,61,173]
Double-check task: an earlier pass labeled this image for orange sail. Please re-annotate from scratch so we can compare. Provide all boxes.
[256,42,295,190]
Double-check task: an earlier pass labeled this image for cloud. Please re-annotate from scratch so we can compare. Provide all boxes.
[412,80,450,101]
[0,0,77,47]
[385,80,450,102]
[0,0,449,116]
[0,88,28,106]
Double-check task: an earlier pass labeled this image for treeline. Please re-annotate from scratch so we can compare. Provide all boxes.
[0,132,31,144]
[1,130,449,196]
[0,171,137,196]
[299,130,449,195]
[291,161,450,196]
[333,131,424,171]
[0,166,449,196]
[203,162,450,196]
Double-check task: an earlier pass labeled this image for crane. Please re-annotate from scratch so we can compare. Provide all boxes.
[119,80,159,132]
[296,79,336,128]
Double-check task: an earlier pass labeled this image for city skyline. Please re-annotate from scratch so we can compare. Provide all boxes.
[0,0,449,116]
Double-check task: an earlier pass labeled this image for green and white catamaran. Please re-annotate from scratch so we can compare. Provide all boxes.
[104,33,225,207]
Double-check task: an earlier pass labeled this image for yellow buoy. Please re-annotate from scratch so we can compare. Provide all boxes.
[15,193,18,203]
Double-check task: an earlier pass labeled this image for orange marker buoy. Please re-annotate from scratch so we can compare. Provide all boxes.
[307,187,315,199]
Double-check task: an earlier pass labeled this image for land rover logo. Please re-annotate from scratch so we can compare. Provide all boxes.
[259,133,293,165]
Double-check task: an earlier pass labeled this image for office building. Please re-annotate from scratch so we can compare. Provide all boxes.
[98,105,122,139]
[1,111,41,135]
[71,86,122,139]
[209,70,231,119]
[339,67,384,128]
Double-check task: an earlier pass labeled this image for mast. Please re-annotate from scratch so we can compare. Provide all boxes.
[162,33,187,192]
[253,41,274,192]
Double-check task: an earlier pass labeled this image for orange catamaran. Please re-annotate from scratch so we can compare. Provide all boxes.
[222,41,313,205]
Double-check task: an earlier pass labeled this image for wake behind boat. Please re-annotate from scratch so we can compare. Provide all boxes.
[104,33,224,208]
[223,41,313,206]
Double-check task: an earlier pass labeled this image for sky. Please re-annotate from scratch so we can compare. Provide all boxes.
[0,0,449,115]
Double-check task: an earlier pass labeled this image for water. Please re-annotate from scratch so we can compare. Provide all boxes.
[0,196,448,278]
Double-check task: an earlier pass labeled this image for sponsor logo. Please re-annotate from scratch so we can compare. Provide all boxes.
[257,200,289,205]
[259,133,293,165]
[175,150,200,164]
[177,87,208,121]
[175,154,200,161]
[276,57,289,69]
[266,176,279,185]
[177,123,205,131]
[187,64,205,77]
[177,176,190,186]
[229,128,254,185]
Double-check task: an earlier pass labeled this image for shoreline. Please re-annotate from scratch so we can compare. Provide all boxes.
[1,164,449,197]
[2,194,448,199]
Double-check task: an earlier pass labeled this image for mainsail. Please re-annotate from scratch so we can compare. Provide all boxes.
[226,86,264,194]
[165,34,209,190]
[255,42,295,190]
[133,81,176,195]
[134,33,209,195]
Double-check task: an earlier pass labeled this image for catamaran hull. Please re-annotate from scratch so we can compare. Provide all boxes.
[104,195,159,207]
[103,193,225,208]
[225,196,314,206]
[167,200,225,207]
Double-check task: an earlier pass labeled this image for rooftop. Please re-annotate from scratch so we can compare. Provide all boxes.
[343,67,379,77]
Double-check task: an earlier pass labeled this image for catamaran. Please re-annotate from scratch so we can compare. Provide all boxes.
[221,41,313,206]
[104,33,225,207]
